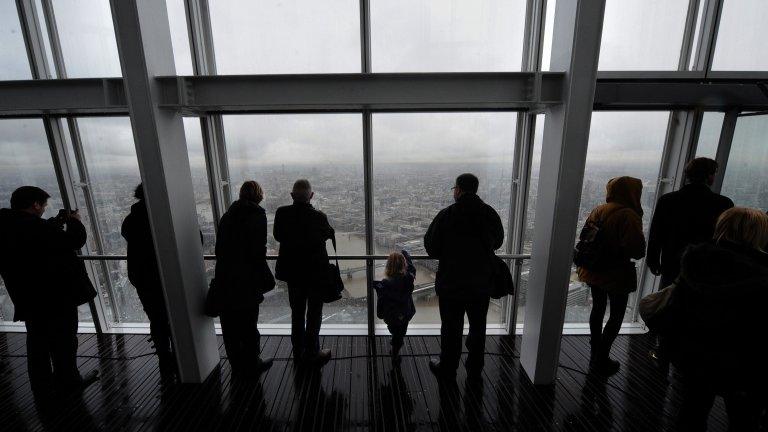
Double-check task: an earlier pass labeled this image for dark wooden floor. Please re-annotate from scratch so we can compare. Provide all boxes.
[0,332,730,431]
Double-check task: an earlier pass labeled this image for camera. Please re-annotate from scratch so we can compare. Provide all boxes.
[54,208,78,223]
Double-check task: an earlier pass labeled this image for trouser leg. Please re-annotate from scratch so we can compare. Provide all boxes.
[24,318,53,389]
[388,322,407,349]
[600,292,629,358]
[465,296,490,373]
[220,312,244,371]
[305,296,323,355]
[50,306,81,386]
[242,307,261,361]
[677,376,716,432]
[145,300,173,354]
[589,286,608,349]
[438,295,464,373]
[288,287,307,358]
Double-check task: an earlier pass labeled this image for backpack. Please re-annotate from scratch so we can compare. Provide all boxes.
[573,206,624,271]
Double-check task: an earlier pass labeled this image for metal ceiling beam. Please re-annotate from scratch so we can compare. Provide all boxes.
[4,73,768,116]
[161,72,560,112]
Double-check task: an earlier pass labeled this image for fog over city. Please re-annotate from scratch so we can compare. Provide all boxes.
[2,0,768,326]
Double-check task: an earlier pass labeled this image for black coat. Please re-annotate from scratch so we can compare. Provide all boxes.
[121,201,162,306]
[647,183,733,286]
[273,202,334,287]
[374,250,416,324]
[214,200,269,311]
[666,241,768,392]
[0,208,96,321]
[121,200,204,310]
[424,193,505,300]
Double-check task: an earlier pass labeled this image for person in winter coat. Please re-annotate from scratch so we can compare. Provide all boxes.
[577,176,646,375]
[0,186,98,393]
[647,157,734,289]
[645,157,733,369]
[121,184,175,375]
[274,179,335,366]
[665,207,768,432]
[215,181,274,376]
[424,173,505,381]
[374,250,417,361]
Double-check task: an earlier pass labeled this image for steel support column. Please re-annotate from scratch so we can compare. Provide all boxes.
[711,109,739,194]
[110,0,218,383]
[520,0,605,385]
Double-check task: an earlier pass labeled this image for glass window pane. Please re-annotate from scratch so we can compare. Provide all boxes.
[541,0,555,71]
[76,117,145,322]
[372,113,516,326]
[371,0,526,72]
[567,111,668,324]
[209,0,360,74]
[183,118,215,255]
[223,114,366,324]
[721,115,768,210]
[166,0,193,75]
[517,115,544,325]
[0,119,63,321]
[695,112,724,159]
[599,0,688,71]
[712,0,768,71]
[51,0,121,77]
[0,0,32,80]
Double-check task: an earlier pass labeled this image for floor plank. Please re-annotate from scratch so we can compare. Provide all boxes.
[0,333,738,431]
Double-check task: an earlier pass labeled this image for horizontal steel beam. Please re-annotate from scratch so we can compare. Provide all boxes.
[0,78,127,116]
[594,77,768,110]
[79,253,532,261]
[159,72,562,113]
[3,73,768,116]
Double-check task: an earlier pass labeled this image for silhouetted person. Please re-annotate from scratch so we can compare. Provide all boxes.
[577,176,646,375]
[664,208,768,431]
[214,181,274,376]
[274,179,334,365]
[375,250,416,362]
[0,186,98,394]
[647,157,734,288]
[425,173,504,381]
[121,184,176,376]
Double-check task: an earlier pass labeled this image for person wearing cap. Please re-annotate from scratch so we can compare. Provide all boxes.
[424,173,504,381]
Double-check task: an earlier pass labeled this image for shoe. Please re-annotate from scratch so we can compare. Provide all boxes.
[592,358,620,376]
[306,349,331,367]
[254,357,274,374]
[429,359,456,381]
[56,370,99,394]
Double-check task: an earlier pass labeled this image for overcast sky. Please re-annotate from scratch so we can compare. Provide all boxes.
[1,0,766,185]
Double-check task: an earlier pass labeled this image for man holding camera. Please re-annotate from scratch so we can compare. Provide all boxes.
[0,186,98,394]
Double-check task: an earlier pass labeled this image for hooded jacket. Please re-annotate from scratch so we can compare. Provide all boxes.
[577,176,646,294]
[374,250,417,324]
[214,199,269,311]
[0,208,96,321]
[424,193,504,300]
[666,241,768,390]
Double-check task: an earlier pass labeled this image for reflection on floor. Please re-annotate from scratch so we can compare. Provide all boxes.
[0,333,730,431]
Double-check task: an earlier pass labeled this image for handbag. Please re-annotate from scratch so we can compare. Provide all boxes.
[490,255,515,299]
[204,278,221,318]
[321,234,345,303]
[639,283,676,330]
